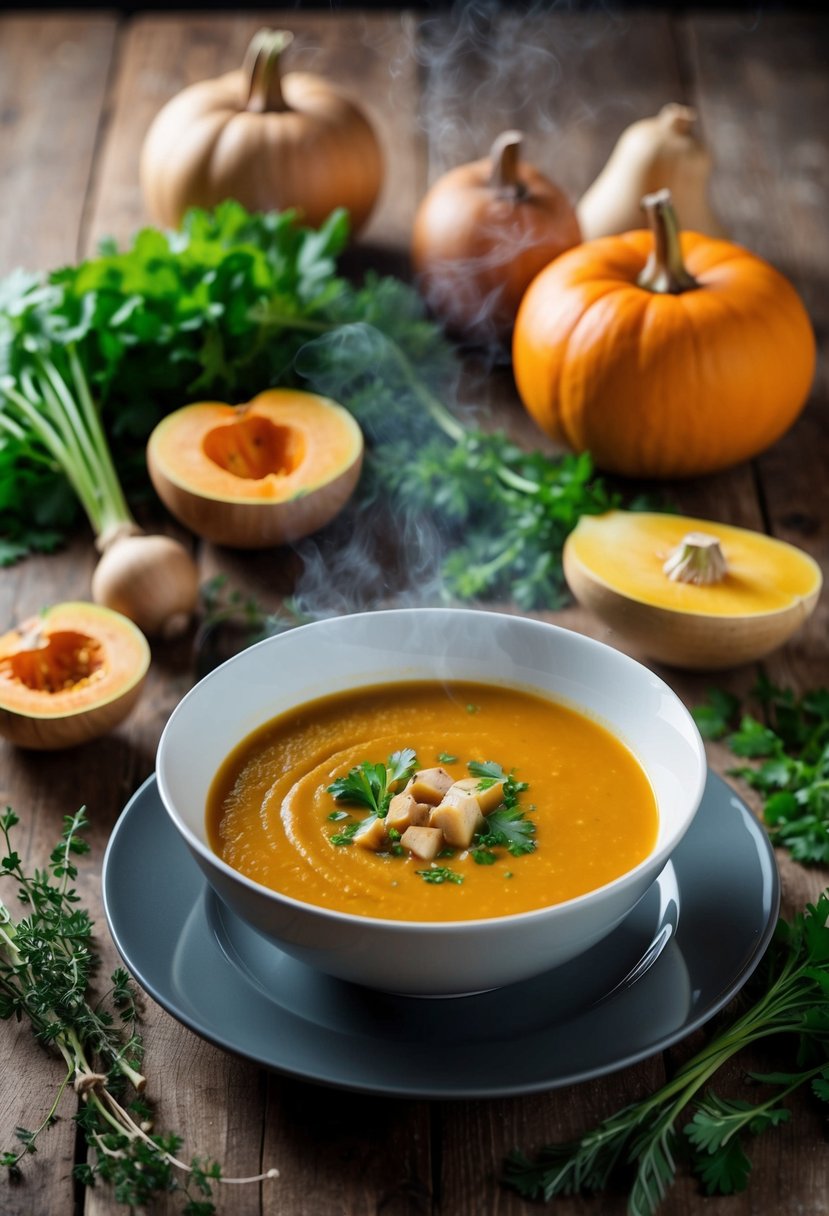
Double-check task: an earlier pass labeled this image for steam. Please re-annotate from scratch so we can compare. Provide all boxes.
[210,1,632,649]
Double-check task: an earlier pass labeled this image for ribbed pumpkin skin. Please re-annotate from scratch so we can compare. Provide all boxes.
[140,69,383,233]
[512,230,816,479]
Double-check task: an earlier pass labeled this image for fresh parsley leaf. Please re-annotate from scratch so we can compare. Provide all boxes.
[327,748,418,819]
[330,822,361,847]
[479,808,536,857]
[468,760,505,780]
[691,688,740,739]
[437,752,457,764]
[470,847,497,865]
[416,866,463,885]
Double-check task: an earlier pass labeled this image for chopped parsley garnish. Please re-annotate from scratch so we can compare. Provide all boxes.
[416,866,463,885]
[437,752,458,763]
[330,822,361,847]
[326,750,536,873]
[327,747,418,820]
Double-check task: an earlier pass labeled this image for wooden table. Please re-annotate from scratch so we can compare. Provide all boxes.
[1,8,827,1215]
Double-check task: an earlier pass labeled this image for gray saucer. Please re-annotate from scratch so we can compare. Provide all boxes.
[102,771,779,1098]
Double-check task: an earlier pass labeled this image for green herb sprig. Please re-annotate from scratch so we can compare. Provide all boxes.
[693,677,829,863]
[0,808,277,1211]
[327,748,418,826]
[504,891,829,1215]
[467,760,535,863]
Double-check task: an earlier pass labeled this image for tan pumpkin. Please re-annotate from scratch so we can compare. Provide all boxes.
[513,189,816,479]
[411,130,581,342]
[140,29,383,233]
[563,511,822,669]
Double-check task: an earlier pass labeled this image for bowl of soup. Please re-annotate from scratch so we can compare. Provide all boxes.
[156,608,706,995]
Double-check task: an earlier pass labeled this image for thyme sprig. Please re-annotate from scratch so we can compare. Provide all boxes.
[0,807,278,1211]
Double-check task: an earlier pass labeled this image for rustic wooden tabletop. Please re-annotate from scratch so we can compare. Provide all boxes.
[0,7,827,1215]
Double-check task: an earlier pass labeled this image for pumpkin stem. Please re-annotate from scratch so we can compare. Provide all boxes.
[244,28,294,114]
[663,532,728,586]
[637,188,700,294]
[658,102,697,137]
[488,130,527,199]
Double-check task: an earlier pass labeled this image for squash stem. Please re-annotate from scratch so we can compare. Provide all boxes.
[244,28,293,114]
[488,131,527,200]
[637,189,699,295]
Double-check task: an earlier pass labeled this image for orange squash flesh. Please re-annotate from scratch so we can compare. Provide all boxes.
[564,511,823,670]
[0,603,150,749]
[147,390,364,548]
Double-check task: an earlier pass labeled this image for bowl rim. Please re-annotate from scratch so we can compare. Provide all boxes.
[156,607,708,932]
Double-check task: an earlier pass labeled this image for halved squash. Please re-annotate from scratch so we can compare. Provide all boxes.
[563,510,822,670]
[0,602,150,749]
[146,389,364,548]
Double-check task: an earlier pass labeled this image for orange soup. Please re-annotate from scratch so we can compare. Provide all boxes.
[207,680,658,922]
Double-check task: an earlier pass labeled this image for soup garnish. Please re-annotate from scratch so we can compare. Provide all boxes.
[325,752,534,885]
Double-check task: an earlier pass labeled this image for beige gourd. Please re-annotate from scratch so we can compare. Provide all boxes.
[577,104,725,239]
[140,29,383,234]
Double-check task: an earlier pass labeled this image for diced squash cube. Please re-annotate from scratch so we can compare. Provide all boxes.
[429,792,484,848]
[352,815,387,851]
[405,766,454,805]
[450,776,505,815]
[400,825,444,861]
[386,792,432,833]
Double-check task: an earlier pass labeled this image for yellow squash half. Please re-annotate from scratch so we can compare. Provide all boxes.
[563,511,822,669]
[0,602,150,749]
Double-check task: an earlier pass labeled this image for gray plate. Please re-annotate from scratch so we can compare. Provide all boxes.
[102,771,779,1099]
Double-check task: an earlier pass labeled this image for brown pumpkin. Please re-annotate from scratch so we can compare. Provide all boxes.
[411,130,581,343]
[140,29,383,234]
[513,189,815,479]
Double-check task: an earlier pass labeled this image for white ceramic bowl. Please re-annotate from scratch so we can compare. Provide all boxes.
[156,608,706,996]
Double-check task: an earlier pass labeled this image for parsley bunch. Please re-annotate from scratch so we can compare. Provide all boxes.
[0,808,277,1211]
[693,678,829,863]
[0,201,619,610]
[505,891,829,1215]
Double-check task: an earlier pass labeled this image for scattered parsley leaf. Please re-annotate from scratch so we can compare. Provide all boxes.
[437,752,458,764]
[694,681,829,863]
[416,866,463,885]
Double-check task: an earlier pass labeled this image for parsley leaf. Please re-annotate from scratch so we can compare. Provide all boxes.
[478,808,536,857]
[327,748,418,820]
[416,866,463,885]
[694,681,829,863]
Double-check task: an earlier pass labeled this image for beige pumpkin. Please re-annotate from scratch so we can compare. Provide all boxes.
[140,29,383,233]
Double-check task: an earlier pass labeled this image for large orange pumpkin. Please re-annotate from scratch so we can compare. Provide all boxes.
[512,189,815,479]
